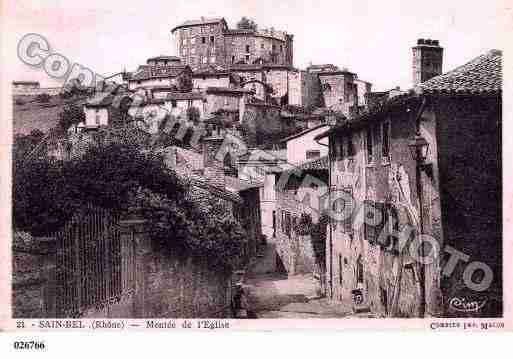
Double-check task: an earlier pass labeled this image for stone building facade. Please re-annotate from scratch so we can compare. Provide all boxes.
[316,47,502,317]
[171,17,293,68]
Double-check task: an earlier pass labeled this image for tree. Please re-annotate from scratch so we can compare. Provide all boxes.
[58,102,85,133]
[236,16,257,30]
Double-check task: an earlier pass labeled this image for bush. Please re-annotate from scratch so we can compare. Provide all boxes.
[36,93,51,103]
[13,137,247,268]
[15,98,25,106]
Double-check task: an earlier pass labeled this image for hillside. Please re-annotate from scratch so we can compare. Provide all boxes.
[13,95,87,135]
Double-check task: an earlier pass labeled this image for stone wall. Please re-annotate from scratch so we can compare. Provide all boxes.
[328,107,425,316]
[435,97,502,317]
[12,219,234,318]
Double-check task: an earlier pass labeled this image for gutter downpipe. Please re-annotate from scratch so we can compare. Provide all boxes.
[415,95,428,318]
[315,134,332,298]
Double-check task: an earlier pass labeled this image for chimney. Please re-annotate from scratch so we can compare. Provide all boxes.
[412,38,443,86]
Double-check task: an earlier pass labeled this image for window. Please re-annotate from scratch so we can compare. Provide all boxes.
[366,127,373,163]
[190,48,196,54]
[272,44,276,51]
[356,255,364,285]
[306,150,321,160]
[347,134,355,157]
[364,201,385,245]
[210,36,215,44]
[245,44,250,53]
[210,56,216,63]
[190,37,195,45]
[338,255,343,286]
[272,211,276,237]
[202,56,207,64]
[245,55,250,62]
[280,44,283,52]
[231,55,235,63]
[201,37,206,44]
[339,139,345,159]
[382,121,390,162]
[285,212,291,237]
[261,43,265,49]
[171,100,177,108]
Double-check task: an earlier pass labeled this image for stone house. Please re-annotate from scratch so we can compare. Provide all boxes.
[273,156,329,275]
[315,44,502,317]
[280,124,330,165]
[126,62,193,91]
[171,17,293,68]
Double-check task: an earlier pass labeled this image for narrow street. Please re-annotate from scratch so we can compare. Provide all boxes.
[244,253,353,318]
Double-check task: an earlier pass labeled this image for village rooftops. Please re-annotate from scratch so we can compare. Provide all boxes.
[166,92,204,101]
[279,124,330,143]
[130,64,191,81]
[314,49,503,141]
[205,86,254,95]
[192,65,231,76]
[146,55,181,63]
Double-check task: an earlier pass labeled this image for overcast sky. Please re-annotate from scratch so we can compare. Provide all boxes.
[3,0,509,91]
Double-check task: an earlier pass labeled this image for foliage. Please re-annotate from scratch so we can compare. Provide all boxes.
[13,135,247,268]
[13,140,184,235]
[236,16,258,30]
[36,93,51,103]
[58,102,85,133]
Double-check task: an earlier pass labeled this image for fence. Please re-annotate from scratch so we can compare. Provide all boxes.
[52,204,135,317]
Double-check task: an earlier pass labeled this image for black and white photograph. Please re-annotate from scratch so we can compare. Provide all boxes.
[1,0,510,336]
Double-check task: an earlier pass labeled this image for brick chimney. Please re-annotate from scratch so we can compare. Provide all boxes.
[412,38,443,86]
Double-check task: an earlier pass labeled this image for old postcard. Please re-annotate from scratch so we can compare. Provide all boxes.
[0,0,512,336]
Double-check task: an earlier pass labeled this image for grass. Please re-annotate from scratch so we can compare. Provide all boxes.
[13,95,87,135]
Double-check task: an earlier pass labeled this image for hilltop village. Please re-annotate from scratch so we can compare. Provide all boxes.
[12,16,502,319]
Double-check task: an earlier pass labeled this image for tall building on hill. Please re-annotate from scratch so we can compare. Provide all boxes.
[171,17,293,68]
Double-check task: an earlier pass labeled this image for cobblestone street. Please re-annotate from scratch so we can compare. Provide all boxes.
[244,270,357,318]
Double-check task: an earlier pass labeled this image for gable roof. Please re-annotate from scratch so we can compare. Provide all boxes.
[147,55,181,63]
[419,49,502,95]
[171,17,226,33]
[279,124,330,143]
[130,65,190,81]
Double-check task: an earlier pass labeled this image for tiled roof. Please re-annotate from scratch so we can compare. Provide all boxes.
[419,49,502,95]
[279,124,330,143]
[193,65,230,75]
[147,55,181,62]
[130,65,189,81]
[224,176,263,192]
[85,93,115,107]
[166,92,204,101]
[206,86,253,94]
[171,17,225,32]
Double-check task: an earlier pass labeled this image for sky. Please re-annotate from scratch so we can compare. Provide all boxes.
[3,0,509,91]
